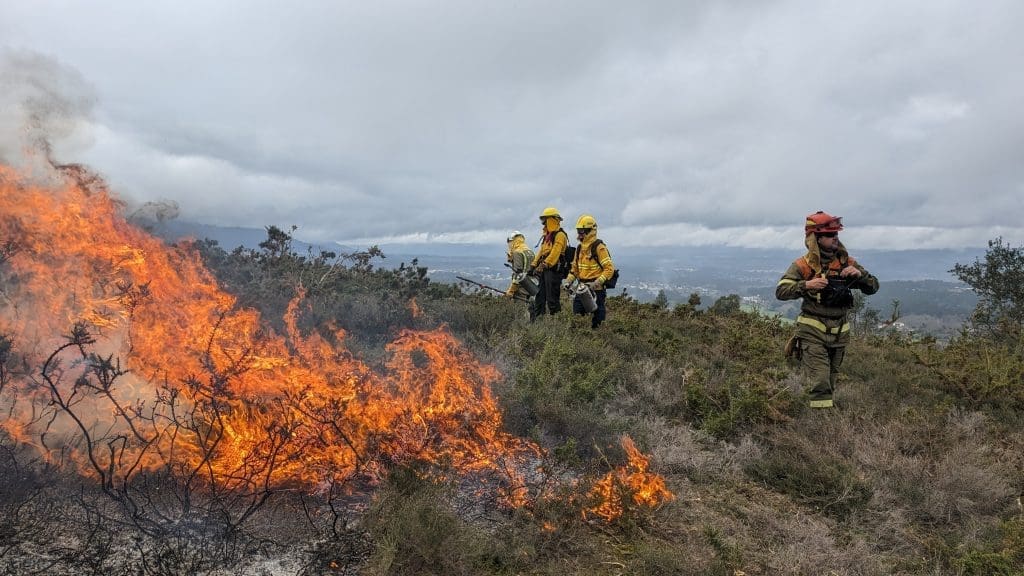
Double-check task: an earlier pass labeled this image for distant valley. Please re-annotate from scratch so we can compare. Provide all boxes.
[152,220,983,338]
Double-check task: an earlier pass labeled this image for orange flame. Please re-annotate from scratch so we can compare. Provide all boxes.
[0,163,534,499]
[0,162,669,522]
[585,436,675,522]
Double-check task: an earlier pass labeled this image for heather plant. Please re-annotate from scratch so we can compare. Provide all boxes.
[746,428,873,519]
[952,517,1024,576]
[360,467,513,576]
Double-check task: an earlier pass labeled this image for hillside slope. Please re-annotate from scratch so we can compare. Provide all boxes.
[1,228,1021,576]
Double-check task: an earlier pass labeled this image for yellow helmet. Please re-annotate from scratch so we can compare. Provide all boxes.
[539,207,562,221]
[575,214,597,230]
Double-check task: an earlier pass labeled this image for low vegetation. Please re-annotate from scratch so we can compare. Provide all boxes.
[1,226,1021,575]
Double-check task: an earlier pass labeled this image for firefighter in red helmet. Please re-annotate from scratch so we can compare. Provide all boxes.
[776,211,879,408]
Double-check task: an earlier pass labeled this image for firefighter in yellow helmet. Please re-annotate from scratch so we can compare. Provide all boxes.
[527,207,570,320]
[564,214,615,329]
[776,211,879,408]
[504,231,537,301]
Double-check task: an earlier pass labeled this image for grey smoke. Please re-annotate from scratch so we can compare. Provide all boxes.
[0,49,96,166]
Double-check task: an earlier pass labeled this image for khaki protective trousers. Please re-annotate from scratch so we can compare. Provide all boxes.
[795,322,848,408]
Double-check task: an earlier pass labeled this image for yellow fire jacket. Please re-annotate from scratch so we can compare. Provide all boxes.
[531,222,568,271]
[566,234,614,290]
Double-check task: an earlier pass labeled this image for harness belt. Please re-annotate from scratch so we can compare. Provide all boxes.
[797,315,850,335]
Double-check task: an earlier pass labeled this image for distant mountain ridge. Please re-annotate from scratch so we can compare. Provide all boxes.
[152,220,353,256]
[149,220,980,337]
[151,220,985,283]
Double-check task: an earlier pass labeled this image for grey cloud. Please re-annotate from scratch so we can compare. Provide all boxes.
[2,0,1023,248]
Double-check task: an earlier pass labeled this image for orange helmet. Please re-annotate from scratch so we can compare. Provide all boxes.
[805,211,843,234]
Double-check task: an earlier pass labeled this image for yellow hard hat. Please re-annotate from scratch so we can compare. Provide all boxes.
[539,207,562,221]
[575,214,597,229]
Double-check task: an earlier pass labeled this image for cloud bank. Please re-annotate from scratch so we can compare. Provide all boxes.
[2,0,1022,249]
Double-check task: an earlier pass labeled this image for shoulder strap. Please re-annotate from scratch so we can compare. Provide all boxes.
[590,239,606,270]
[557,229,572,260]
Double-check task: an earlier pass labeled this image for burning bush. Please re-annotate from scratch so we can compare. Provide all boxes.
[0,162,671,540]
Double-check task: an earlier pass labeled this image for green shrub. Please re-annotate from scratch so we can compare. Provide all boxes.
[935,334,1024,412]
[505,320,627,451]
[702,525,745,573]
[361,468,508,576]
[953,518,1024,576]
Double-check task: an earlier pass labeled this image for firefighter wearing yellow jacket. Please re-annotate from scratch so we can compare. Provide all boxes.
[504,231,536,301]
[565,214,615,329]
[528,207,570,320]
[776,211,879,408]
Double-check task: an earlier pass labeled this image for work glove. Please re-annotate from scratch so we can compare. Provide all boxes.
[505,286,517,298]
[535,263,547,275]
[587,280,602,291]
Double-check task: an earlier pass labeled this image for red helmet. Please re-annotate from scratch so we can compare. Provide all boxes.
[805,211,843,234]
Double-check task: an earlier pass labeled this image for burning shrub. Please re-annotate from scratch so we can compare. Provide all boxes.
[0,164,538,527]
[0,157,674,576]
[583,436,675,525]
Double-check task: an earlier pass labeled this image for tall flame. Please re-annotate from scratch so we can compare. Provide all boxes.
[0,162,669,520]
[0,164,532,496]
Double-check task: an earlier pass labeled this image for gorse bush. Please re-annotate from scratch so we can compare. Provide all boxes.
[193,228,437,346]
[933,333,1024,412]
[361,468,502,576]
[503,319,628,452]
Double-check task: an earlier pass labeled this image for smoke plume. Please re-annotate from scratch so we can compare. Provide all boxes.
[0,49,96,169]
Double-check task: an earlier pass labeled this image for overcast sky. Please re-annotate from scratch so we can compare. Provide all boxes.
[2,0,1022,251]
